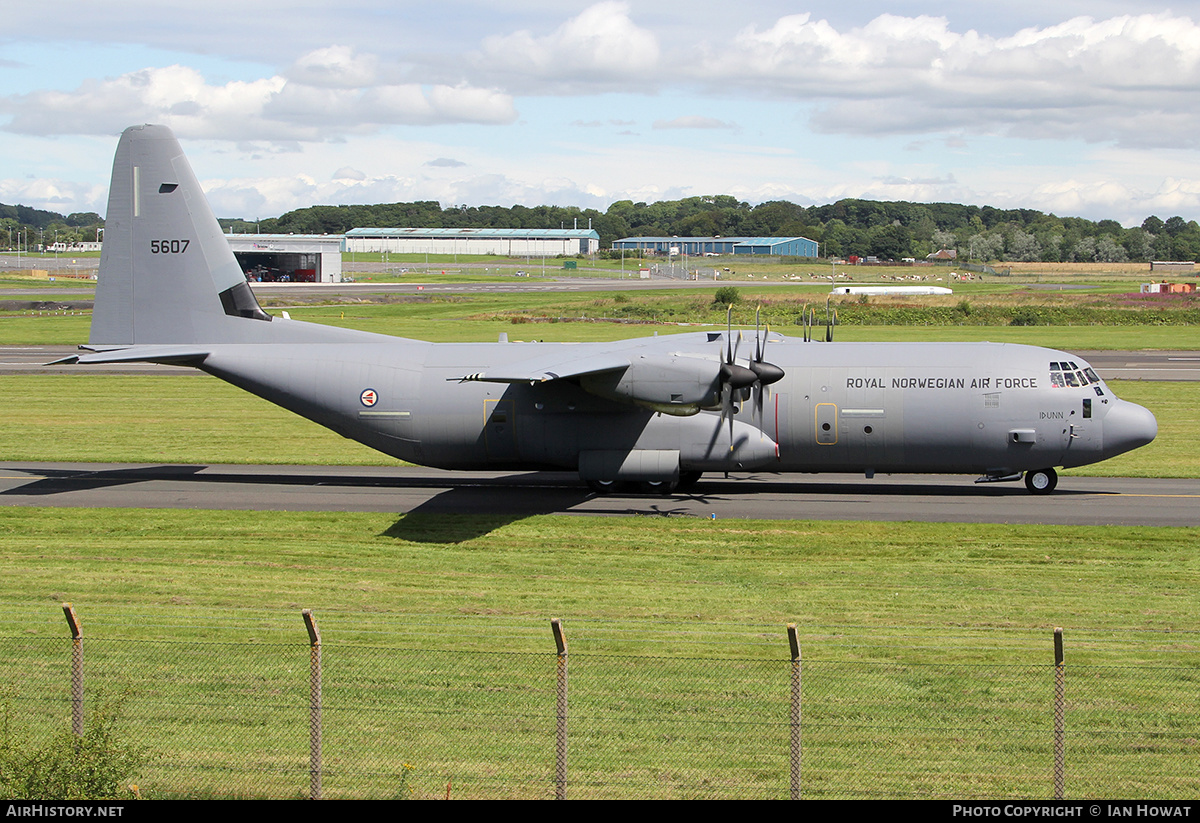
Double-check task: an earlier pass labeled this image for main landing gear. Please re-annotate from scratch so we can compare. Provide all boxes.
[585,471,703,496]
[1024,467,1058,495]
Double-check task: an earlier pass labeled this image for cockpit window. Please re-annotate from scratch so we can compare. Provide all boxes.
[1049,361,1101,390]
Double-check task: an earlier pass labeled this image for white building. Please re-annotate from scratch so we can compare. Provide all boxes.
[344,227,600,257]
[225,234,344,283]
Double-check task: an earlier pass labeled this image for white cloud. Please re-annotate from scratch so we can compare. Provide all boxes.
[1,66,285,139]
[8,10,1200,150]
[286,46,380,89]
[476,1,660,91]
[0,176,106,214]
[1,55,516,142]
[686,12,1200,148]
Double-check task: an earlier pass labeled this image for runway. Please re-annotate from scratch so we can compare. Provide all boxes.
[1,462,1197,527]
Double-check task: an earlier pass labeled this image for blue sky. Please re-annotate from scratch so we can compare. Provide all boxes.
[2,1,1199,226]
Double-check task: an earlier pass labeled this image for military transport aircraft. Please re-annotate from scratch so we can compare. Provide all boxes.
[60,125,1158,495]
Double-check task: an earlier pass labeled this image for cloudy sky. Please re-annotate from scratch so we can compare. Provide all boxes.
[3,1,1200,226]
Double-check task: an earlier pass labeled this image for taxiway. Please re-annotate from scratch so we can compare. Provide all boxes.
[1,462,1196,527]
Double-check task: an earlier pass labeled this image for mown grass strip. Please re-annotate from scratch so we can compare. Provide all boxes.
[1,508,1197,658]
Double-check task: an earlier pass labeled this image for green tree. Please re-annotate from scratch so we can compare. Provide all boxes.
[867,223,912,259]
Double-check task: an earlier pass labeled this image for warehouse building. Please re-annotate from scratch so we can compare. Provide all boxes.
[612,236,819,257]
[344,227,600,257]
[225,234,344,283]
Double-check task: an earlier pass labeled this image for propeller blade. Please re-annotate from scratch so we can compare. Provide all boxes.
[755,306,764,362]
[726,305,733,363]
[719,382,736,452]
[753,382,764,434]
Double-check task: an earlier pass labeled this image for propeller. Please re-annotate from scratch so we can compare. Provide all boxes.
[715,305,785,451]
[718,305,757,450]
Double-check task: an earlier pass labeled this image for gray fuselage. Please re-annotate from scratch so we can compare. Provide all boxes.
[197,331,1155,478]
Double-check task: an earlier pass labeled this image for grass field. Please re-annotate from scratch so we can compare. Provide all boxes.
[3,288,1199,348]
[0,510,1196,798]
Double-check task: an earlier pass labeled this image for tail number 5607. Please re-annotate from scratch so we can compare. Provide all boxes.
[150,240,190,253]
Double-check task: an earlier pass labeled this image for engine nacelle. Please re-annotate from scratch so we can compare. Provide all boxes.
[580,354,724,415]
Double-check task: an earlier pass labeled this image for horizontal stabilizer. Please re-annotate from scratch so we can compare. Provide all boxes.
[52,345,211,366]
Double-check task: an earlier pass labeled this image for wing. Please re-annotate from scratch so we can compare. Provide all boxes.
[450,351,630,384]
[451,348,732,416]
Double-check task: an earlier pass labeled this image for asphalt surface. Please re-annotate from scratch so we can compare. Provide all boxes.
[1,462,1196,527]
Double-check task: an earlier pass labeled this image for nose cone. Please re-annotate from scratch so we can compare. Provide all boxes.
[1104,399,1157,459]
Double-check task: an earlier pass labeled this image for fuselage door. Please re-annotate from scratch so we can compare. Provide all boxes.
[1065,397,1097,458]
[815,402,838,445]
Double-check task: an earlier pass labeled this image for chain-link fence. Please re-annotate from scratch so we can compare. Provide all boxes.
[2,609,1197,799]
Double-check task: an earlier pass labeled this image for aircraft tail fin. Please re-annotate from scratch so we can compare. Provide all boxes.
[89,124,273,347]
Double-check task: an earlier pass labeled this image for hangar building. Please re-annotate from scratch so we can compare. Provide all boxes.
[344,227,600,257]
[226,234,344,283]
[612,236,819,257]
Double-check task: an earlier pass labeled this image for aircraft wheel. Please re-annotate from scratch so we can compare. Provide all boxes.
[1024,468,1058,495]
[641,479,678,496]
[676,471,703,491]
[586,478,617,495]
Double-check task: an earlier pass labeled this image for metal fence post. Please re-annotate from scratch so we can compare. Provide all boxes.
[1053,627,1065,800]
[303,609,322,800]
[552,618,568,800]
[788,623,801,800]
[62,603,83,737]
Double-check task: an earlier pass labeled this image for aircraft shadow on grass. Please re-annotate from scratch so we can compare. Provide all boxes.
[0,464,211,495]
[0,464,595,542]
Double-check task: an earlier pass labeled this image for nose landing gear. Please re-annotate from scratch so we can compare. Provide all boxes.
[1024,468,1058,495]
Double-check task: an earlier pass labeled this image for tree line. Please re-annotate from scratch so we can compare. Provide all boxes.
[0,204,102,250]
[5,194,1198,262]
[226,196,1200,263]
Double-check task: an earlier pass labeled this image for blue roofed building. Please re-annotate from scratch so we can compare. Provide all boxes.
[612,236,819,257]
